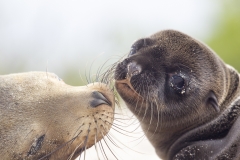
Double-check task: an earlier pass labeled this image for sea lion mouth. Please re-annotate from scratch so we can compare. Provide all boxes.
[115,79,143,100]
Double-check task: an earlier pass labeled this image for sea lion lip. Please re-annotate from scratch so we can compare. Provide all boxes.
[115,79,143,99]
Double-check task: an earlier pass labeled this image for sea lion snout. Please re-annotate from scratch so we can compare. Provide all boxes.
[127,61,142,78]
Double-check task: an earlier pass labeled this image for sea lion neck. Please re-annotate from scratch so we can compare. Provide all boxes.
[141,118,203,160]
[221,66,240,109]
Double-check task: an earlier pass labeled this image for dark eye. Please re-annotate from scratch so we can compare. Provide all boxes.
[128,38,152,57]
[129,46,137,57]
[171,75,185,90]
[128,39,144,57]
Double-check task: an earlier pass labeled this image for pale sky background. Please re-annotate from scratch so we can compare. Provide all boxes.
[0,0,222,159]
[0,0,221,76]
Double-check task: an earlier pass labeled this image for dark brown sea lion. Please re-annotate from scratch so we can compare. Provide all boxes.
[0,71,115,160]
[114,30,240,159]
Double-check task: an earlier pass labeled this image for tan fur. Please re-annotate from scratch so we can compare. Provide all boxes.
[0,72,115,160]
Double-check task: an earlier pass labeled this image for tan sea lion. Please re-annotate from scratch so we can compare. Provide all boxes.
[114,30,240,159]
[0,71,115,160]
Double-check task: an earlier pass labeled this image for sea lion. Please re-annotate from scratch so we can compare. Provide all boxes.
[0,71,115,160]
[114,30,240,159]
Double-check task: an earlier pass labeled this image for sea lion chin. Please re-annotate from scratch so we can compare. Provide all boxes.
[0,71,115,160]
[114,30,240,159]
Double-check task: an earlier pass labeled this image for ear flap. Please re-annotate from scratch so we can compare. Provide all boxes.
[207,91,220,112]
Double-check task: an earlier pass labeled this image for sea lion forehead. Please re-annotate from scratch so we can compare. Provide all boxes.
[128,33,200,68]
[150,30,195,44]
[136,30,221,77]
[129,31,207,72]
[3,71,63,85]
[149,30,205,55]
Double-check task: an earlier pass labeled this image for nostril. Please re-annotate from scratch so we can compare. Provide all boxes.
[127,61,142,78]
[90,91,111,108]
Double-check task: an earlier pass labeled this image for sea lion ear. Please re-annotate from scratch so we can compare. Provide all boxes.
[207,91,220,112]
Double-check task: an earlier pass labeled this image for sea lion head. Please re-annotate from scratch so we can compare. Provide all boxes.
[114,30,239,158]
[0,72,115,160]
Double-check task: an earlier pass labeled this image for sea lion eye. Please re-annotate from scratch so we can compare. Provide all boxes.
[128,39,145,57]
[128,38,153,57]
[171,75,185,89]
[129,46,137,57]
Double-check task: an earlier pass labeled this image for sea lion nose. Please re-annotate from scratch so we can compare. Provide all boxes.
[90,91,111,108]
[127,61,142,78]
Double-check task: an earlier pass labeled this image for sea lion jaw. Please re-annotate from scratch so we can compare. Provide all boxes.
[0,72,115,160]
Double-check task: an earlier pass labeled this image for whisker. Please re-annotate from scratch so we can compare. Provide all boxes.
[67,140,84,160]
[39,130,83,160]
[99,140,108,160]
[82,124,91,160]
[101,131,119,160]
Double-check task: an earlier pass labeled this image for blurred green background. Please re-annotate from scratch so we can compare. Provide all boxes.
[207,0,240,72]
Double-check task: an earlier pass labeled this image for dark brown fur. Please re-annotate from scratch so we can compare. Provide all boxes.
[114,30,240,159]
